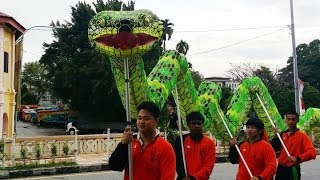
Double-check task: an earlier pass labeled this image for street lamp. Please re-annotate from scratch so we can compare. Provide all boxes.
[15,25,60,45]
[14,25,62,133]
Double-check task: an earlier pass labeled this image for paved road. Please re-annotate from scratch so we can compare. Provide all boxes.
[17,156,320,179]
[16,120,66,137]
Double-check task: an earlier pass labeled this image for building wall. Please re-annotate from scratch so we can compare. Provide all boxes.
[0,26,16,138]
[205,77,239,92]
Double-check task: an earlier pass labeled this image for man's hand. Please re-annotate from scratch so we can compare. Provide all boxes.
[121,127,133,144]
[287,156,297,162]
[273,127,279,135]
[250,176,259,180]
[230,138,237,147]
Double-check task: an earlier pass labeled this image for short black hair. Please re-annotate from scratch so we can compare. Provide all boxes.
[186,111,205,124]
[167,102,175,107]
[138,101,160,119]
[245,117,264,130]
[286,111,299,119]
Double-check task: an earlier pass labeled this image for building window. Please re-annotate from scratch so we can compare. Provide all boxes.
[4,52,9,73]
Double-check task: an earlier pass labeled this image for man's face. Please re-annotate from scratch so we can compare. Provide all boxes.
[285,114,298,129]
[137,109,158,134]
[188,120,203,135]
[246,125,261,140]
[167,104,173,111]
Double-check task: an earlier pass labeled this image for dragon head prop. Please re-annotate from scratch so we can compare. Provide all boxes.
[88,10,163,59]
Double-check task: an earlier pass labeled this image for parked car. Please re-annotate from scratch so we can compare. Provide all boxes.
[39,114,66,128]
[66,115,127,135]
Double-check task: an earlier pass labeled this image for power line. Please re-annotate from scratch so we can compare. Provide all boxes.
[188,27,288,56]
[175,25,288,33]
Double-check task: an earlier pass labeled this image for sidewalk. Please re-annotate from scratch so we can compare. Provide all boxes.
[0,153,111,179]
[76,153,109,165]
[0,153,229,179]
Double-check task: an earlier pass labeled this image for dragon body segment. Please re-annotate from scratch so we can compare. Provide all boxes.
[88,10,319,141]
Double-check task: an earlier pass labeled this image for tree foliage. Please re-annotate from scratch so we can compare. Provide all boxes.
[220,87,233,113]
[226,62,260,81]
[21,84,38,104]
[280,39,320,90]
[39,0,164,122]
[176,40,189,55]
[40,1,135,121]
[21,62,50,104]
[161,19,174,51]
[226,39,320,115]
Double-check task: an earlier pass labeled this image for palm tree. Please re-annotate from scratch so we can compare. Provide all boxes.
[161,19,174,51]
[176,40,189,55]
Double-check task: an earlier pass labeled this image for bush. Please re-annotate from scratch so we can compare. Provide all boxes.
[63,142,69,156]
[51,144,57,158]
[34,143,41,159]
[20,146,27,164]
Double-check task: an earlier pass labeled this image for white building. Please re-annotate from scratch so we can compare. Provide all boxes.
[205,77,239,91]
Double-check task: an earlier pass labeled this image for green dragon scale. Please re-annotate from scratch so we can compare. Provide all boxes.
[88,10,320,140]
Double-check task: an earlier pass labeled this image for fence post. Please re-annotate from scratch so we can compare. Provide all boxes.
[74,128,79,162]
[106,128,110,162]
[2,133,6,169]
[11,132,16,166]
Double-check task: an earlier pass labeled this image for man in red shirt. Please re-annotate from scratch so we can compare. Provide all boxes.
[175,111,216,180]
[271,111,317,180]
[109,101,176,180]
[229,118,277,180]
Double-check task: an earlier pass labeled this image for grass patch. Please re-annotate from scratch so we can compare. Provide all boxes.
[5,161,77,171]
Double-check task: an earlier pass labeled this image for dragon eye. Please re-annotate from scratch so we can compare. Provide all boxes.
[144,17,150,26]
[99,19,106,28]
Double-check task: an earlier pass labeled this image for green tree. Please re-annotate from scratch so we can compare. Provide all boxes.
[191,70,203,89]
[161,19,174,51]
[40,1,134,121]
[280,39,320,90]
[253,66,286,97]
[302,82,320,109]
[39,1,163,122]
[21,62,50,103]
[93,0,135,12]
[21,83,38,104]
[176,40,189,55]
[142,41,163,75]
[220,87,233,113]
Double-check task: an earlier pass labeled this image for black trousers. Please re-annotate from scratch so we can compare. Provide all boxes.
[275,164,301,180]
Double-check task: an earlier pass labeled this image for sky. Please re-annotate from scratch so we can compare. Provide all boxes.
[1,0,320,78]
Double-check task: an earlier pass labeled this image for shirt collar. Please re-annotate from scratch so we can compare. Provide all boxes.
[137,129,160,145]
[284,128,299,135]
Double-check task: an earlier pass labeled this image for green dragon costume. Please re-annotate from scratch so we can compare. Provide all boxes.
[88,10,320,141]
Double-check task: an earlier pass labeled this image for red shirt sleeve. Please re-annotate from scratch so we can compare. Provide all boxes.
[297,133,317,162]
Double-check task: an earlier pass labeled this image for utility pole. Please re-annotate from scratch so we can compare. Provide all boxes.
[289,0,300,115]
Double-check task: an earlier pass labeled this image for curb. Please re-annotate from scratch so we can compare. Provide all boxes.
[0,164,110,179]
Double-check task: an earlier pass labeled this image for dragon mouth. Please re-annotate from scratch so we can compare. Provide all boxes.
[94,32,157,50]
